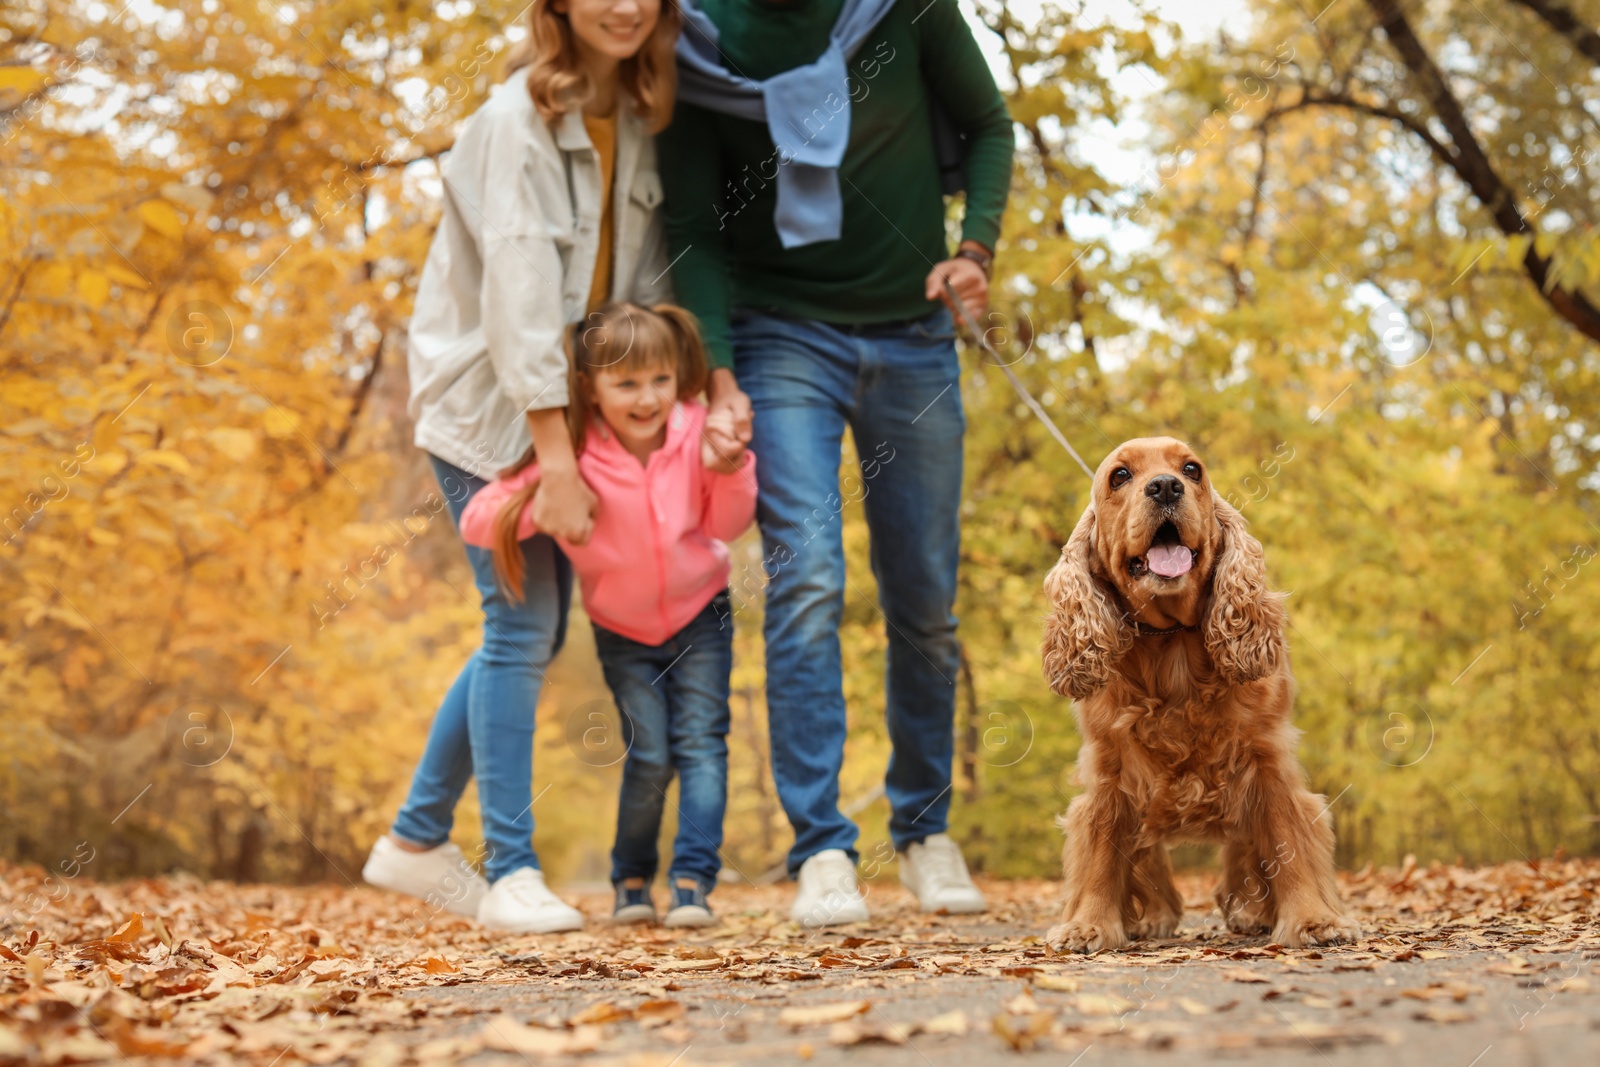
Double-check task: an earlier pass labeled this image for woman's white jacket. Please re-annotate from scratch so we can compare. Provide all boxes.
[408,79,670,477]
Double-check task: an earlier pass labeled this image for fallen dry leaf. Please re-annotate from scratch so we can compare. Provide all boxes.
[1073,993,1137,1016]
[0,1026,29,1060]
[1242,1022,1398,1050]
[653,957,723,973]
[675,945,720,960]
[148,914,173,949]
[921,1009,969,1036]
[36,1032,120,1062]
[102,1016,191,1058]
[1219,966,1272,983]
[635,999,686,1027]
[829,1019,910,1045]
[482,1018,605,1056]
[991,1009,1055,1051]
[1003,991,1040,1015]
[1400,982,1479,1002]
[24,954,46,987]
[780,1000,871,1027]
[570,1001,631,1025]
[1487,958,1537,976]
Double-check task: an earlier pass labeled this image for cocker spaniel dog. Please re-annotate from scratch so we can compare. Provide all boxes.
[1042,437,1359,952]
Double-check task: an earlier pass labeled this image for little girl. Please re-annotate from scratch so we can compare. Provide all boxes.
[459,302,755,928]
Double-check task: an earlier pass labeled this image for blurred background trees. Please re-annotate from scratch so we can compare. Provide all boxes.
[3,0,1598,886]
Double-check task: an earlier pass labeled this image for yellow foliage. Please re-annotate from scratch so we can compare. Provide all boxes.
[135,200,185,241]
[76,271,110,308]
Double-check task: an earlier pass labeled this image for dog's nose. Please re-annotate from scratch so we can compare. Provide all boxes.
[1145,474,1184,506]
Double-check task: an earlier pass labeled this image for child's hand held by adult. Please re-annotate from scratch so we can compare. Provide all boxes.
[706,367,753,446]
[701,409,747,474]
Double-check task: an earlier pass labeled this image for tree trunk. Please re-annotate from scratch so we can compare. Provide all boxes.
[957,643,981,804]
[233,817,264,883]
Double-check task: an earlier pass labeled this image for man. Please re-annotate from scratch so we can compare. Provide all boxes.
[660,0,1013,926]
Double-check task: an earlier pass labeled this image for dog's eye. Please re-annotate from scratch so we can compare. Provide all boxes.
[1109,467,1132,489]
[1182,462,1202,482]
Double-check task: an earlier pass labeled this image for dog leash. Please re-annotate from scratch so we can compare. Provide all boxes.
[944,280,1197,642]
[942,277,1096,480]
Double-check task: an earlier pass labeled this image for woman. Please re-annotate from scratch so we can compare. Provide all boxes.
[363,0,688,934]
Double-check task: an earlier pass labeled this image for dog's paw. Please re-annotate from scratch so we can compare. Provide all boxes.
[1128,913,1181,939]
[1045,919,1129,954]
[1223,910,1271,935]
[1274,914,1361,948]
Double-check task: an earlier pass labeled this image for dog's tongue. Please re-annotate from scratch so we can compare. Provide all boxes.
[1147,544,1193,578]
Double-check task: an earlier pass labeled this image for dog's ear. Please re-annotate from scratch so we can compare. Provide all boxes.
[1043,503,1132,700]
[1202,493,1288,683]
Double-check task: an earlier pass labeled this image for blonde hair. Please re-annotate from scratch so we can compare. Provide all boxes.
[504,0,681,133]
[492,303,710,597]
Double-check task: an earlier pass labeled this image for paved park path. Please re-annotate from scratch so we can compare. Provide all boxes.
[2,860,1596,1065]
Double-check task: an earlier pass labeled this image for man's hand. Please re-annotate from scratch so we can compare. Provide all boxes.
[701,408,748,474]
[925,241,990,324]
[705,367,752,460]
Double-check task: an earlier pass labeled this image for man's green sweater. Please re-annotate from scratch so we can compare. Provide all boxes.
[658,0,1014,369]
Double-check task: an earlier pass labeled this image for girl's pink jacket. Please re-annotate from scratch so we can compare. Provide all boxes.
[458,400,756,647]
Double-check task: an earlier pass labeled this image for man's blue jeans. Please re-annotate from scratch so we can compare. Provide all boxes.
[731,308,964,877]
[390,455,572,883]
[593,592,733,890]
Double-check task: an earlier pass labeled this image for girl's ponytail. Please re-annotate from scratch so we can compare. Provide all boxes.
[490,452,539,601]
[649,303,709,399]
[490,323,589,602]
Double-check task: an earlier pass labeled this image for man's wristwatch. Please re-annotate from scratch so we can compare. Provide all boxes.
[956,245,993,277]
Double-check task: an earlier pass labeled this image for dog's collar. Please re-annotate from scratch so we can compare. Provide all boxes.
[1133,620,1199,637]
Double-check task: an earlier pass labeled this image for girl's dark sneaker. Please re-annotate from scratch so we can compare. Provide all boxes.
[611,879,656,924]
[663,877,715,928]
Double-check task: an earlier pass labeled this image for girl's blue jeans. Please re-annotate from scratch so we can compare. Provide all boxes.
[389,455,572,883]
[594,592,733,890]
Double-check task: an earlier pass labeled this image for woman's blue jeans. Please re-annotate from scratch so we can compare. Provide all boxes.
[730,307,965,878]
[389,455,572,883]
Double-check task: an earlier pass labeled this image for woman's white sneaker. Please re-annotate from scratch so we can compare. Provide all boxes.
[790,849,870,927]
[361,836,487,918]
[477,868,585,933]
[899,833,987,914]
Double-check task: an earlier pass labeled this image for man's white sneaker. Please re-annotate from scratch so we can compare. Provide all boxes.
[477,868,585,933]
[900,833,987,914]
[361,836,487,918]
[790,849,870,928]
